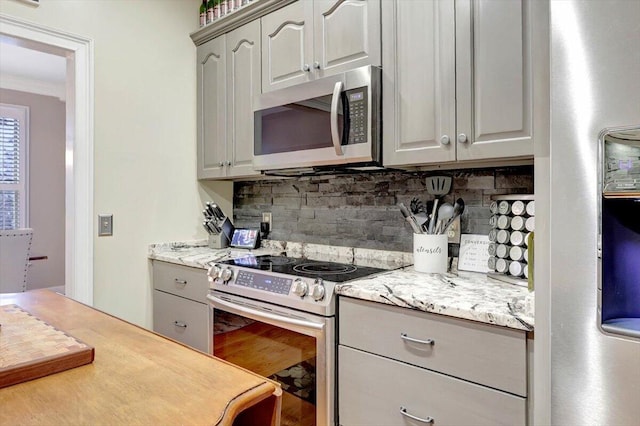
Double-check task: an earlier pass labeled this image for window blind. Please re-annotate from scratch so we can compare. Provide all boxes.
[0,106,27,230]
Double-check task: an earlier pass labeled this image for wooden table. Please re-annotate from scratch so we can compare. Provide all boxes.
[0,290,281,426]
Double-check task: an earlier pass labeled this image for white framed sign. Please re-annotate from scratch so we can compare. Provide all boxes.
[458,234,491,273]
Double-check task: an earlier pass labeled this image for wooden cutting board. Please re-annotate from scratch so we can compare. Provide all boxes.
[0,304,94,388]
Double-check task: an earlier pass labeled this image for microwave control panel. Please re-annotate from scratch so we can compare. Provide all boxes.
[346,87,368,144]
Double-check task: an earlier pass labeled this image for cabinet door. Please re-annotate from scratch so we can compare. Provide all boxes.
[261,1,314,92]
[313,0,381,78]
[197,36,227,179]
[339,346,526,426]
[226,21,261,179]
[382,0,456,167]
[456,0,535,161]
[152,261,208,303]
[153,290,210,353]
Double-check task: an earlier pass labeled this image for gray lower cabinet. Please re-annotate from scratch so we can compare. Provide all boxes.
[152,261,210,353]
[339,346,526,426]
[338,297,528,425]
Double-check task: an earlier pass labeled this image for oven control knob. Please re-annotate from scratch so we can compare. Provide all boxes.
[310,282,325,301]
[220,268,233,283]
[207,265,222,283]
[292,278,308,297]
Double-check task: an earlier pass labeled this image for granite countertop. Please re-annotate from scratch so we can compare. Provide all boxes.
[148,240,534,331]
[336,267,534,332]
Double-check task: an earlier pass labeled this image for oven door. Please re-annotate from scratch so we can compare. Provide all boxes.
[208,292,334,426]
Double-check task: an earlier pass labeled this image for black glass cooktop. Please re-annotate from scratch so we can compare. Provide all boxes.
[219,255,386,283]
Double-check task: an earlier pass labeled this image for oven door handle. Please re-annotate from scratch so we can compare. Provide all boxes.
[208,294,325,331]
[330,80,345,156]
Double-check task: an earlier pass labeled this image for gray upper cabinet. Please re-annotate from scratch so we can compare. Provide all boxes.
[382,0,457,166]
[225,20,262,179]
[384,0,547,168]
[196,21,261,180]
[455,0,538,161]
[197,36,227,179]
[261,0,381,93]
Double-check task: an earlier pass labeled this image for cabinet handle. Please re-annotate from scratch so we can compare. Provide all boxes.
[174,278,187,285]
[226,161,231,166]
[313,61,321,69]
[303,63,311,72]
[457,133,468,143]
[400,407,434,424]
[219,161,224,167]
[174,321,188,328]
[400,332,435,346]
[440,135,450,145]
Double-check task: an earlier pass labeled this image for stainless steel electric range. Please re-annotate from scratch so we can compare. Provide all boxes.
[207,254,387,426]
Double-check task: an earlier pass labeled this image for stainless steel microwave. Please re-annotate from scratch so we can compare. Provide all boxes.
[253,65,381,174]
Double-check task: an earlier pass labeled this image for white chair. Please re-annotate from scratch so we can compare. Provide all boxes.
[0,228,33,293]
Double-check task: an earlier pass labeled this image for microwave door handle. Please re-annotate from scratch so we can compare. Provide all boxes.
[208,294,325,331]
[331,81,345,156]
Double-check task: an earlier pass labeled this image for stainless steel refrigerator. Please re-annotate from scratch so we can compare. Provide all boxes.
[535,1,640,424]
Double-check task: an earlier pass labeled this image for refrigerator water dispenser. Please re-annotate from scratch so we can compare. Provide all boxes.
[599,126,640,339]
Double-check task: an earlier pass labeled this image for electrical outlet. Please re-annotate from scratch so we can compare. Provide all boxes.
[98,214,113,236]
[262,212,272,225]
[447,215,461,244]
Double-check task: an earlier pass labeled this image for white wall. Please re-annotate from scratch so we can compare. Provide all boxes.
[0,0,232,327]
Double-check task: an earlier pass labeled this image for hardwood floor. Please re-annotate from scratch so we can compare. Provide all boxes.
[214,320,317,426]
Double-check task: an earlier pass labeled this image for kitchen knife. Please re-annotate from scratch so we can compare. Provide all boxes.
[208,220,221,234]
[203,221,214,234]
[398,203,423,234]
[212,204,225,220]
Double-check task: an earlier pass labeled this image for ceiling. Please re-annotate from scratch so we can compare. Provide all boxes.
[0,41,67,100]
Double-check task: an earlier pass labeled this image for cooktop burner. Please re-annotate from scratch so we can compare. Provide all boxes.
[220,255,385,283]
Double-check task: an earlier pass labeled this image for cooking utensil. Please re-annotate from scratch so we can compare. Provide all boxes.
[435,203,454,234]
[425,176,452,197]
[414,212,429,229]
[398,203,424,234]
[443,198,465,233]
[410,198,425,214]
[427,197,439,234]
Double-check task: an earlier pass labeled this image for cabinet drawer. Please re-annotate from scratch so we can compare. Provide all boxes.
[152,290,210,353]
[339,297,527,396]
[152,261,208,303]
[339,345,526,426]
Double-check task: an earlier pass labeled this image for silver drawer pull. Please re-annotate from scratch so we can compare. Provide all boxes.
[400,333,435,345]
[174,321,187,328]
[400,407,434,424]
[174,278,187,285]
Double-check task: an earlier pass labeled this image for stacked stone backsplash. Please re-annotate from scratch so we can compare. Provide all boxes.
[233,166,533,252]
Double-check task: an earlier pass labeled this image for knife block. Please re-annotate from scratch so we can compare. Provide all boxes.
[208,218,233,249]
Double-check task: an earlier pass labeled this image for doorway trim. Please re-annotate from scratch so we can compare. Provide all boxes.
[0,14,94,305]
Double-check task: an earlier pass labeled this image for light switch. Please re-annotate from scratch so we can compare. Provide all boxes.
[98,214,113,236]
